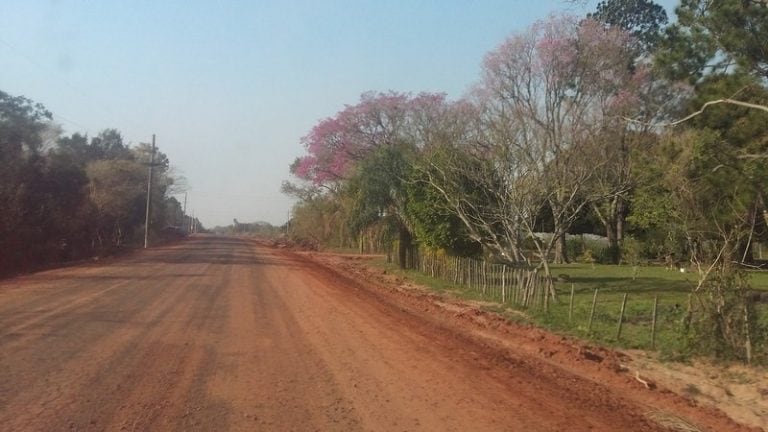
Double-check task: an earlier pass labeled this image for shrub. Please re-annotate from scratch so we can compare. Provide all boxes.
[683,268,766,364]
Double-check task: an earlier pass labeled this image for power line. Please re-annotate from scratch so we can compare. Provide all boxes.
[0,36,143,134]
[51,113,92,135]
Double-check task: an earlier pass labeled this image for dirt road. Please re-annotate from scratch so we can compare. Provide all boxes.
[0,236,750,431]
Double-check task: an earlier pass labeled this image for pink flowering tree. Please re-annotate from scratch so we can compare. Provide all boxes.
[291,92,415,188]
[288,91,453,267]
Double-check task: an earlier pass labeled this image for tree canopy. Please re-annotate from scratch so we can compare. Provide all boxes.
[285,4,768,361]
[0,90,192,274]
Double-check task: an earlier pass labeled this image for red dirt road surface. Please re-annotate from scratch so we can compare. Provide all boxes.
[0,236,754,431]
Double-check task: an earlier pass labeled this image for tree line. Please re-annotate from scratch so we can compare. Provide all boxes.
[210,219,283,237]
[285,0,768,361]
[0,91,195,276]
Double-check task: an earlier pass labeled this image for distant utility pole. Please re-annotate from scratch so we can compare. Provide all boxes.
[143,134,156,249]
[183,193,187,231]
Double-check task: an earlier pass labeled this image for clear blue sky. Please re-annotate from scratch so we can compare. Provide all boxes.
[0,0,679,227]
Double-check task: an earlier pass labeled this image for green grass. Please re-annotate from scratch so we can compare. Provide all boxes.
[371,258,768,359]
[543,264,694,355]
[551,262,768,293]
[547,263,768,355]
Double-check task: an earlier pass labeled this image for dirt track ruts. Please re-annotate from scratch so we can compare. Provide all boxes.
[0,236,749,431]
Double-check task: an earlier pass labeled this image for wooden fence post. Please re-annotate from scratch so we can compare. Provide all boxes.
[475,260,478,290]
[744,302,752,365]
[452,257,457,285]
[476,260,480,291]
[469,258,473,288]
[467,259,471,290]
[525,273,533,307]
[568,284,575,322]
[537,276,544,309]
[522,273,529,307]
[616,293,628,340]
[651,295,658,350]
[431,252,434,276]
[469,259,474,290]
[588,289,598,333]
[514,270,520,305]
[501,265,506,303]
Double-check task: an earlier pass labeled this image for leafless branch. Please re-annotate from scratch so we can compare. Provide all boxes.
[622,98,768,128]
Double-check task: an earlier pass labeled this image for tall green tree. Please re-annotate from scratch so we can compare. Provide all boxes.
[589,0,668,53]
[656,0,768,82]
[405,168,480,257]
[631,127,765,362]
[1,89,189,274]
[86,159,147,247]
[0,91,52,269]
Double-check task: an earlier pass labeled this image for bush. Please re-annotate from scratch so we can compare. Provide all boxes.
[566,236,609,264]
[565,237,585,262]
[601,244,621,264]
[683,268,766,364]
[621,236,644,279]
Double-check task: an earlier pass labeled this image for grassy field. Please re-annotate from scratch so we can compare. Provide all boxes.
[372,258,768,360]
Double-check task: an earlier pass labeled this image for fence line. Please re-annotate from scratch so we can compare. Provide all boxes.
[414,252,552,311]
[409,251,677,351]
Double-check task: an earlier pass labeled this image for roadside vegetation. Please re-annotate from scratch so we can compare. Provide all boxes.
[0,92,201,276]
[373,257,768,363]
[211,219,283,237]
[284,0,768,364]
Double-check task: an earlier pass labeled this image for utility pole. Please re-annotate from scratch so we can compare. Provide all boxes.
[143,134,156,249]
[286,210,290,237]
[183,193,187,231]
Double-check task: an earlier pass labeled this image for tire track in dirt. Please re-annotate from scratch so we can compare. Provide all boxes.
[0,249,218,430]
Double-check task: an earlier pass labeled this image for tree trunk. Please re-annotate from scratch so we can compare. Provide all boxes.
[605,222,617,250]
[612,197,626,264]
[598,196,626,265]
[550,201,569,264]
[554,232,568,264]
[511,230,526,263]
[605,221,620,265]
[539,258,559,301]
[398,225,413,269]
[615,197,625,243]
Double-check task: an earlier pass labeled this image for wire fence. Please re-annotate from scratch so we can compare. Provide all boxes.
[411,251,685,352]
[415,252,553,310]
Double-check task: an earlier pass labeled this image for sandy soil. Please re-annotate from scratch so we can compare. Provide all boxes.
[0,236,758,431]
[631,353,767,430]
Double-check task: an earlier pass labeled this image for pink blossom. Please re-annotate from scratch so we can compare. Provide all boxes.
[293,91,451,186]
